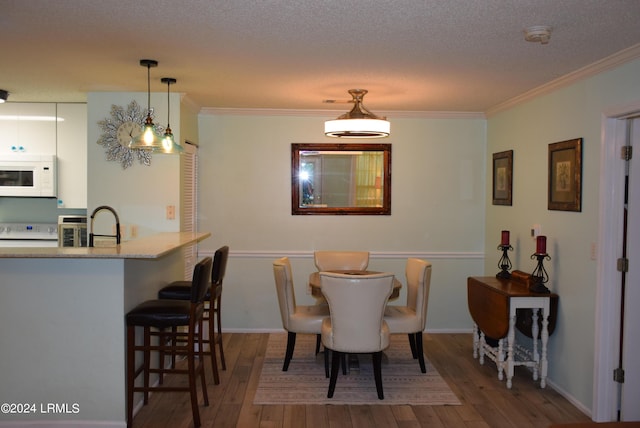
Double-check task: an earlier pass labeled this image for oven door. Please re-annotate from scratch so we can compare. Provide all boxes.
[0,239,58,248]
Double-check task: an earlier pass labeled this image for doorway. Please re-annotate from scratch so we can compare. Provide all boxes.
[594,107,640,421]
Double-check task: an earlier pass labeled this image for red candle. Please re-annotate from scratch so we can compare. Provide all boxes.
[536,235,547,254]
[501,230,510,246]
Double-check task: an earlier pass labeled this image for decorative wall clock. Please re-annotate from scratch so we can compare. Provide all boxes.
[96,101,163,169]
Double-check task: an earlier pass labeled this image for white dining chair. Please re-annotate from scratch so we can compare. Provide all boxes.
[319,271,394,399]
[383,258,432,372]
[273,257,329,371]
[313,250,370,271]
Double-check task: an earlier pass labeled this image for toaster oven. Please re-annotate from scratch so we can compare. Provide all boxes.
[58,215,87,247]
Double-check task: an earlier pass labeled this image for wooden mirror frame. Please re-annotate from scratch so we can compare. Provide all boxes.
[291,143,391,215]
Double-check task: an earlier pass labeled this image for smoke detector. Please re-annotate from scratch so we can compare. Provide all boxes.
[524,26,552,45]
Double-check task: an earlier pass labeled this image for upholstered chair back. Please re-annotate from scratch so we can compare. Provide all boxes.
[191,256,213,304]
[211,245,229,287]
[314,251,369,271]
[273,257,296,331]
[405,258,432,330]
[320,272,394,353]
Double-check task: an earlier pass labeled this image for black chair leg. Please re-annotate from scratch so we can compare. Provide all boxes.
[372,351,384,399]
[408,333,417,359]
[207,304,220,385]
[415,332,427,373]
[315,334,321,355]
[283,331,296,371]
[126,325,135,428]
[196,319,209,407]
[143,327,150,404]
[186,339,201,428]
[216,294,226,370]
[328,350,342,398]
[324,348,330,378]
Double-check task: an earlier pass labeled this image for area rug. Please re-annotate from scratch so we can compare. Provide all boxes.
[254,333,461,405]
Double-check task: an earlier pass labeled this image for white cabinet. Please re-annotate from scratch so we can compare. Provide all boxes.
[0,103,57,154]
[56,103,87,209]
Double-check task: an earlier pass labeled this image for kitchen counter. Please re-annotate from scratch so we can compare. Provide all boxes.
[0,231,210,258]
[0,231,211,427]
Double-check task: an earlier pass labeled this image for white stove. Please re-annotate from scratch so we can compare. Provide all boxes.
[0,222,58,247]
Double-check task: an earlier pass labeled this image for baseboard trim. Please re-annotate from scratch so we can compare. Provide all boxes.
[221,328,474,334]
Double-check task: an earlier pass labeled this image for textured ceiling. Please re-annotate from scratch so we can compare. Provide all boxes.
[2,0,640,114]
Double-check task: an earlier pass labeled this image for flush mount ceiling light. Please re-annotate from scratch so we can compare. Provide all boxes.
[159,77,184,154]
[324,89,390,138]
[129,59,164,151]
[0,89,8,103]
[524,25,552,45]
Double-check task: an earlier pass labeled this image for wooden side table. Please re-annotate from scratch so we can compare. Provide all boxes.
[467,275,558,389]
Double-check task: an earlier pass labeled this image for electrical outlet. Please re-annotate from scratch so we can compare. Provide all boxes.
[166,205,175,220]
[591,242,597,260]
[130,224,138,238]
[531,224,542,238]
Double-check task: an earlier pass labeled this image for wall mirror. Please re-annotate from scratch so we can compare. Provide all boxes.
[291,143,391,215]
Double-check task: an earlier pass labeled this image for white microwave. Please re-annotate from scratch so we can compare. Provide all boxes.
[0,154,57,197]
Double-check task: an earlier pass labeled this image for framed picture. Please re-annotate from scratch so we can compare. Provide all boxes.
[548,138,582,211]
[492,150,513,206]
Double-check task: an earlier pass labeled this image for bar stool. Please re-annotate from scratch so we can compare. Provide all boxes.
[157,246,229,384]
[126,256,212,428]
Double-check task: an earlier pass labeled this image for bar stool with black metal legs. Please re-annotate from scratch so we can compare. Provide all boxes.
[158,246,229,384]
[126,256,212,428]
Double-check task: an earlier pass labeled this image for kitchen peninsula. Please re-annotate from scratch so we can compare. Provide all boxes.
[0,232,210,427]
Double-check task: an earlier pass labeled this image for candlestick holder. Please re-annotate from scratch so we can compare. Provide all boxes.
[530,252,551,293]
[496,244,513,279]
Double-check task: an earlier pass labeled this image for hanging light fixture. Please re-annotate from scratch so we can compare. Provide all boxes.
[0,89,9,103]
[159,77,184,154]
[129,59,164,151]
[324,89,390,138]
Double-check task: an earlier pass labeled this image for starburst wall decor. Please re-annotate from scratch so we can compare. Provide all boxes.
[96,101,164,169]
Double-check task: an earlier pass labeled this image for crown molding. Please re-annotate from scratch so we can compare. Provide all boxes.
[485,43,640,117]
[198,107,485,120]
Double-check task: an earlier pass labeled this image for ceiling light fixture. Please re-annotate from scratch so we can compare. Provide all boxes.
[324,89,390,138]
[0,90,9,103]
[129,59,164,151]
[524,26,552,45]
[159,77,184,154]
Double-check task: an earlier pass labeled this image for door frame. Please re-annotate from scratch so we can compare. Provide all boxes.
[593,101,640,421]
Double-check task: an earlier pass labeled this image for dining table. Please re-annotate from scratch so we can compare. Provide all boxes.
[308,270,402,301]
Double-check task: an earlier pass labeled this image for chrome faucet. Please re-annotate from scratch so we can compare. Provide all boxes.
[89,205,121,247]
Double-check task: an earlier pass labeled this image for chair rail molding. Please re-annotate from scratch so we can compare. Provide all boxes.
[199,250,485,260]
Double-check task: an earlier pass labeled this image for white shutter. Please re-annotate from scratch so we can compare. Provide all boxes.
[182,142,198,280]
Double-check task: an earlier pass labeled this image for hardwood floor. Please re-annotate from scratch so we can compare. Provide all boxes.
[131,333,592,428]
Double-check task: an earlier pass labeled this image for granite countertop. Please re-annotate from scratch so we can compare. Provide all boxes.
[0,232,211,259]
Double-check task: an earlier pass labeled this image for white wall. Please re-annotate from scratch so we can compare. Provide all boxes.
[196,113,486,331]
[87,92,183,239]
[485,58,640,413]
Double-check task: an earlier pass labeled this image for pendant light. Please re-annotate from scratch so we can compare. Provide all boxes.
[324,89,390,138]
[0,89,8,103]
[159,77,184,154]
[129,59,164,151]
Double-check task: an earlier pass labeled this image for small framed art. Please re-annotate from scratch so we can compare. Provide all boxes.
[492,150,513,206]
[548,138,582,212]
